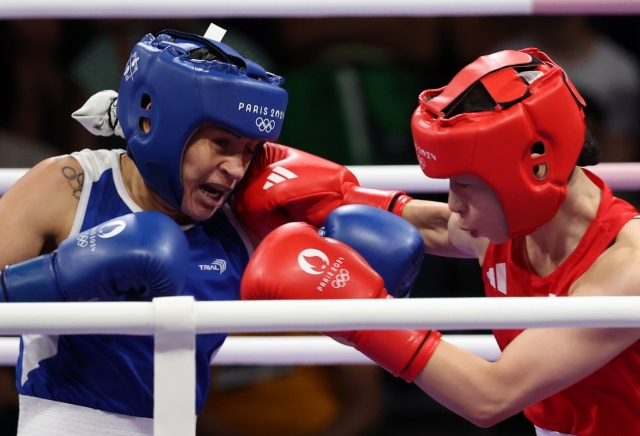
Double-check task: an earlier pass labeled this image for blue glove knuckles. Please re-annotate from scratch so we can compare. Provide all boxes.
[1,211,189,302]
[322,205,425,298]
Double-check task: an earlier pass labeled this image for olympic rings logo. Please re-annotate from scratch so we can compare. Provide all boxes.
[332,269,351,288]
[255,117,276,133]
[76,235,89,248]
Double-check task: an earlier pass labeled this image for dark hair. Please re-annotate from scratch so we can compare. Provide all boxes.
[575,129,600,167]
[444,81,600,167]
[187,46,248,72]
[446,82,495,118]
[187,47,223,62]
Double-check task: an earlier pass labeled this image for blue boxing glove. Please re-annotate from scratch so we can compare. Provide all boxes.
[321,205,425,298]
[0,211,189,302]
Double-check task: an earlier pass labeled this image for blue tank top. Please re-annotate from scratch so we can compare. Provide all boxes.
[16,149,252,418]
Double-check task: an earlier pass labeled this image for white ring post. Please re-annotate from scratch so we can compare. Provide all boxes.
[153,296,196,436]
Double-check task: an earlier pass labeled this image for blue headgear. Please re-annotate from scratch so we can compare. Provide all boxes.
[117,29,288,209]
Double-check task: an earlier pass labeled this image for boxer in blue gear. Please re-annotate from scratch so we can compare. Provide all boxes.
[0,26,287,436]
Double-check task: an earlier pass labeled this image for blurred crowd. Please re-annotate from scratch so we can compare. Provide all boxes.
[2,17,640,168]
[1,15,640,436]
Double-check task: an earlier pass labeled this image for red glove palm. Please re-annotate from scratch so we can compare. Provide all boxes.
[233,143,412,239]
[240,222,440,382]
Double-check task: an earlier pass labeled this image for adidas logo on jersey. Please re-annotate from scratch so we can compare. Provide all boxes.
[263,166,298,190]
[486,263,507,294]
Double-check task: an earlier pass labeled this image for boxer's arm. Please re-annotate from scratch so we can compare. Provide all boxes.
[241,220,440,381]
[413,234,640,427]
[1,212,189,302]
[0,156,80,268]
[416,318,640,427]
[232,143,411,240]
[401,199,486,259]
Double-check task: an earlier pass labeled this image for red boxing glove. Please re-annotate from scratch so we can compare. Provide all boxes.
[232,143,412,239]
[240,222,440,382]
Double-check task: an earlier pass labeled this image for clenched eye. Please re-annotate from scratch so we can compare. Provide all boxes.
[531,142,547,180]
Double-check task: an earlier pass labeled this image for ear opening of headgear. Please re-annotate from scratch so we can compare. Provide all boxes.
[411,48,586,238]
[117,29,288,210]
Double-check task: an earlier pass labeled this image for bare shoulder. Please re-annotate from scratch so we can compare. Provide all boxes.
[616,216,640,246]
[9,154,85,204]
[572,218,640,297]
[0,155,83,264]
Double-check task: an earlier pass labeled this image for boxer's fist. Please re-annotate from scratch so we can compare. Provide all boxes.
[1,211,189,302]
[241,222,440,382]
[233,143,412,239]
[240,222,388,301]
[322,205,424,298]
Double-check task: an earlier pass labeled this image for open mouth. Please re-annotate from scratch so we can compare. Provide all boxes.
[200,184,226,204]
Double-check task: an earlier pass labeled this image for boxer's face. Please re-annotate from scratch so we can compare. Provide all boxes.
[180,124,258,221]
[448,175,510,244]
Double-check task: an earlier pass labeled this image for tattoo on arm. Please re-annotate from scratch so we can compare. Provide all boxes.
[62,167,85,200]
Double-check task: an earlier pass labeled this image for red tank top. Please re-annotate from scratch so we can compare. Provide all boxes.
[482,170,640,435]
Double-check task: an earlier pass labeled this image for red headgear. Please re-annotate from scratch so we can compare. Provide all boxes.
[411,48,586,238]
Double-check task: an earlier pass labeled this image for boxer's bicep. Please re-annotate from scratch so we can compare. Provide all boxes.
[0,156,80,267]
[402,199,479,258]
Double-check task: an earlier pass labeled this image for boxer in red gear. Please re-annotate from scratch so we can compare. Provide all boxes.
[398,49,640,435]
[245,48,640,436]
[232,143,411,240]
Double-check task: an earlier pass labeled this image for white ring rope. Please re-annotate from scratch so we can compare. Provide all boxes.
[347,163,640,192]
[0,296,637,367]
[1,163,640,195]
[0,296,640,336]
[0,296,635,371]
[0,297,639,334]
[1,0,638,19]
[0,334,502,366]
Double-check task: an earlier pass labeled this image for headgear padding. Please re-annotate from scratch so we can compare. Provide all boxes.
[411,48,586,238]
[118,29,288,209]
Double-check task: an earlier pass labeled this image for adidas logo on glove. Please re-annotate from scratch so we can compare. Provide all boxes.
[263,166,298,190]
